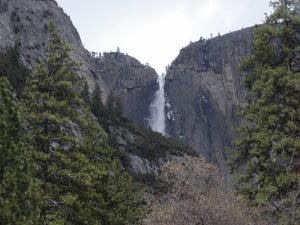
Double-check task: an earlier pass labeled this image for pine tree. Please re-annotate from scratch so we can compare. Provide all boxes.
[106,93,115,114]
[91,83,104,118]
[115,96,123,117]
[22,20,141,224]
[0,43,30,96]
[229,1,300,224]
[0,77,40,225]
[80,80,91,106]
[106,93,123,118]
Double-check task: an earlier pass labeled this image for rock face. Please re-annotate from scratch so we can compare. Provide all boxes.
[93,52,158,127]
[0,0,158,127]
[0,0,261,176]
[0,0,186,175]
[165,27,255,173]
[0,0,104,90]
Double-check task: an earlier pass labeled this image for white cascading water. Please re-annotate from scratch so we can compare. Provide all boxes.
[149,75,166,135]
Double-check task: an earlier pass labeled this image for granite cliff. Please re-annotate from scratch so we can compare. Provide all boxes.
[0,0,195,176]
[93,52,158,127]
[0,0,260,178]
[165,27,255,173]
[0,0,157,125]
[0,0,102,89]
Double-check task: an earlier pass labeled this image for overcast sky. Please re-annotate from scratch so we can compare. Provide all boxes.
[56,0,273,74]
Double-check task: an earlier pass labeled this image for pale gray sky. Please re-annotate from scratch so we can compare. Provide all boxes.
[56,0,273,74]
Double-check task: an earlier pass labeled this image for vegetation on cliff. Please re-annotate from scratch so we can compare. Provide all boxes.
[0,21,142,225]
[84,82,196,163]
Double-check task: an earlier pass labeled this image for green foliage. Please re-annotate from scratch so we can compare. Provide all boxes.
[106,93,123,117]
[103,160,144,225]
[0,43,30,96]
[90,83,104,118]
[93,98,196,162]
[0,77,40,225]
[126,124,196,160]
[87,86,197,168]
[229,1,300,224]
[86,80,196,192]
[87,88,196,162]
[80,80,91,106]
[91,90,124,124]
[21,20,142,225]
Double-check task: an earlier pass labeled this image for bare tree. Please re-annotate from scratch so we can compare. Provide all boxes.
[143,156,271,225]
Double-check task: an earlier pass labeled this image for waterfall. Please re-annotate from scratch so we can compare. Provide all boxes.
[149,75,166,135]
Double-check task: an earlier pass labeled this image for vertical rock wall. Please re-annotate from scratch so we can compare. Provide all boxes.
[165,27,255,173]
[95,52,158,126]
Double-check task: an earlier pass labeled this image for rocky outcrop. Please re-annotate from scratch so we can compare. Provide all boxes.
[93,52,158,126]
[165,27,255,173]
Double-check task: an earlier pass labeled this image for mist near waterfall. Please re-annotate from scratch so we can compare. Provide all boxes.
[149,75,166,135]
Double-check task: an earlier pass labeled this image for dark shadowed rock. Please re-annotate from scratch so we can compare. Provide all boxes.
[93,52,158,127]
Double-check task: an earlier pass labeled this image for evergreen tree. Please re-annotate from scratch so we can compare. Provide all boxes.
[115,96,123,117]
[229,1,300,224]
[22,20,141,224]
[106,93,115,114]
[91,83,104,118]
[0,43,30,96]
[0,77,40,225]
[80,80,91,106]
[106,93,123,118]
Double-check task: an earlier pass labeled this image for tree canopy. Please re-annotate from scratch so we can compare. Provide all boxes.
[1,20,142,225]
[0,77,40,225]
[229,1,300,224]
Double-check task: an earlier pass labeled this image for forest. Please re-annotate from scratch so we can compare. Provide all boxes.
[0,0,299,225]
